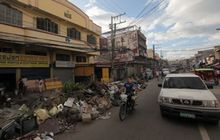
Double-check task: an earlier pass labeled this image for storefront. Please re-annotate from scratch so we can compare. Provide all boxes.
[95,64,111,82]
[21,68,50,80]
[0,52,49,90]
[53,60,75,82]
[0,68,16,91]
[75,65,94,83]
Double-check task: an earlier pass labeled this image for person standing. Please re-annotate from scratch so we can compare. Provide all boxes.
[18,78,24,98]
[38,78,44,93]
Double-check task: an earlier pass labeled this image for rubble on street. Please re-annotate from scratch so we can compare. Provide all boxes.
[0,78,147,139]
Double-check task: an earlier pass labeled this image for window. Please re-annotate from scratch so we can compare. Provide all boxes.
[36,17,58,34]
[163,77,206,90]
[0,4,22,26]
[76,56,87,62]
[87,34,96,44]
[56,53,70,61]
[67,28,81,40]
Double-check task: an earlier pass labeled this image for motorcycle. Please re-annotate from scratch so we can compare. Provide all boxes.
[119,91,137,121]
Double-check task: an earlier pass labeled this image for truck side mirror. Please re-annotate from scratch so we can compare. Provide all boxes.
[206,84,213,89]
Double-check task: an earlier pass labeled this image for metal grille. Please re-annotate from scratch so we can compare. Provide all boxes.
[192,100,203,106]
[172,99,203,106]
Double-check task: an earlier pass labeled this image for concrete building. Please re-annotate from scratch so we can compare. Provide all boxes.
[194,49,215,68]
[214,46,220,60]
[97,28,148,80]
[0,0,101,90]
[147,49,154,59]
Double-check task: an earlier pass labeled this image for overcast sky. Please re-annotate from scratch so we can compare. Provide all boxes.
[69,0,220,60]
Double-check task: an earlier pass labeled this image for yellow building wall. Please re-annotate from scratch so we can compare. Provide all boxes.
[17,0,101,35]
[7,0,101,49]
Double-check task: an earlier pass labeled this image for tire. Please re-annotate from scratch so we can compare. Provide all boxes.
[160,108,166,118]
[131,100,135,111]
[119,103,127,121]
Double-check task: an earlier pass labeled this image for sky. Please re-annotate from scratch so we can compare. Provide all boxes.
[69,0,220,60]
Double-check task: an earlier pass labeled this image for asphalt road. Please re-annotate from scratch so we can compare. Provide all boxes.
[56,79,220,140]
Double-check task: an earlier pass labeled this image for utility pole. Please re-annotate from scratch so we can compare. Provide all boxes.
[153,44,156,78]
[110,13,126,81]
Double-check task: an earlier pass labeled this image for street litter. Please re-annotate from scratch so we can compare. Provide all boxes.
[99,112,111,120]
[64,97,75,108]
[35,109,50,124]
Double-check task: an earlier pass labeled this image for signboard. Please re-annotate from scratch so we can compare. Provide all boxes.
[0,52,49,67]
[55,61,75,68]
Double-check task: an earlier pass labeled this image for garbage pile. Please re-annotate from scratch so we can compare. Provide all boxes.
[0,79,147,139]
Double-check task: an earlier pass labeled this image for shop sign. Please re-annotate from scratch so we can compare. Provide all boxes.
[55,61,75,68]
[0,52,49,67]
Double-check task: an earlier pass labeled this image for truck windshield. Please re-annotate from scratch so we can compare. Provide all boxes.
[163,77,207,90]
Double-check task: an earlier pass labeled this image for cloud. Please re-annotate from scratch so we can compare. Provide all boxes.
[69,0,220,60]
[149,0,220,41]
[85,0,96,8]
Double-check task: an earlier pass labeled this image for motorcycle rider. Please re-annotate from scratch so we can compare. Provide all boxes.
[124,78,135,106]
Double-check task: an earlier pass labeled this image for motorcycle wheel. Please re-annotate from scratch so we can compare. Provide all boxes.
[119,103,127,121]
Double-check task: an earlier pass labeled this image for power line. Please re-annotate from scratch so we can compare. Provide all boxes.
[128,0,154,26]
[135,0,167,25]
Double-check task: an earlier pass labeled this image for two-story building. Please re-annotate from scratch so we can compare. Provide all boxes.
[0,0,101,91]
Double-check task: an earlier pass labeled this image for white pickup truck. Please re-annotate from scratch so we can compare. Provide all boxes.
[158,73,220,124]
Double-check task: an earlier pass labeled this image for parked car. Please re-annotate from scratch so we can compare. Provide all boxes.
[158,73,220,124]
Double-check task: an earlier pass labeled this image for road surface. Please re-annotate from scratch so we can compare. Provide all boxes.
[56,79,220,140]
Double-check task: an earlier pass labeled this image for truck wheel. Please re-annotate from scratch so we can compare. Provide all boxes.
[160,108,166,117]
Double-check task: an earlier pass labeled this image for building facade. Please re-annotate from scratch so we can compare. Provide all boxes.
[0,0,101,91]
[97,29,148,80]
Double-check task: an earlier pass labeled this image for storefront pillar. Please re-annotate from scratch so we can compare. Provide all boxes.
[16,68,21,87]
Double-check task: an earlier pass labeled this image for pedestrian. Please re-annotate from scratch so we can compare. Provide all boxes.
[156,71,159,81]
[18,78,24,98]
[38,78,44,93]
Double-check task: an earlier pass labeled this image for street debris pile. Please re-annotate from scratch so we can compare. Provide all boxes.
[0,78,147,139]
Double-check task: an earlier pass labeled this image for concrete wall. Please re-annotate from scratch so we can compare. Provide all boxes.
[2,0,101,49]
